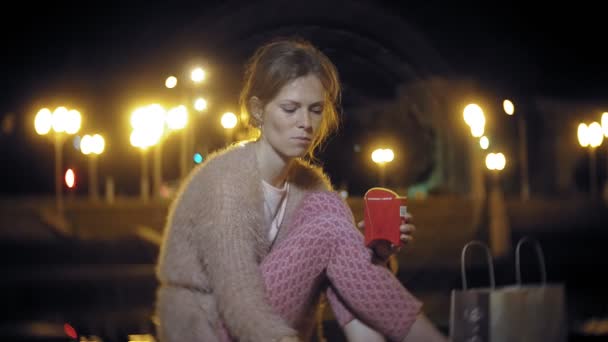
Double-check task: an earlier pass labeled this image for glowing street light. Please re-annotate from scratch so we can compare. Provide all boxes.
[64,110,81,134]
[371,148,394,187]
[601,112,608,200]
[463,103,486,200]
[80,134,105,156]
[485,152,506,171]
[371,148,394,164]
[166,105,189,181]
[221,112,238,144]
[578,121,604,197]
[80,134,105,201]
[503,98,530,201]
[166,105,188,130]
[221,112,237,129]
[480,136,490,150]
[166,66,208,181]
[34,106,81,215]
[588,122,604,148]
[130,105,166,202]
[194,97,208,112]
[463,103,485,128]
[34,108,52,135]
[601,112,608,138]
[191,67,205,83]
[503,99,515,115]
[578,122,603,148]
[485,152,510,258]
[463,103,485,141]
[578,123,590,147]
[470,123,485,138]
[165,76,177,89]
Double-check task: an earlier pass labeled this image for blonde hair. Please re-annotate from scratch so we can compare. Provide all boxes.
[239,38,341,157]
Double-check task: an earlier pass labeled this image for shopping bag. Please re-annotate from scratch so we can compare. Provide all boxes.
[449,238,567,342]
[450,240,506,342]
[498,237,567,342]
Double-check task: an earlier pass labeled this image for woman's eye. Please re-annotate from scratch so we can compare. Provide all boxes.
[281,107,297,113]
[311,107,323,114]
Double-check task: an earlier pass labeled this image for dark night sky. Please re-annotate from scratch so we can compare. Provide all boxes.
[3,1,606,99]
[1,0,607,195]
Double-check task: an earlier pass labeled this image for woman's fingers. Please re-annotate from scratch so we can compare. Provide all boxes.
[400,223,416,244]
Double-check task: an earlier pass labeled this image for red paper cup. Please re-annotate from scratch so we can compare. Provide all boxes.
[363,187,407,248]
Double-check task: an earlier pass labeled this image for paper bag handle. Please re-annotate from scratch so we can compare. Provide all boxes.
[515,236,547,285]
[461,240,496,290]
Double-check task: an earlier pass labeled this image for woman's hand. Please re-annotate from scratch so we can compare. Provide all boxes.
[358,212,416,262]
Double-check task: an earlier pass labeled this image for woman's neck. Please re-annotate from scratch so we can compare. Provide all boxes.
[255,139,293,188]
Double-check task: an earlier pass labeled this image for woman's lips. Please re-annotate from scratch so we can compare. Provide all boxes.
[292,137,311,144]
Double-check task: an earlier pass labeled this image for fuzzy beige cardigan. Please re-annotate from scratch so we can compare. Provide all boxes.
[156,141,333,342]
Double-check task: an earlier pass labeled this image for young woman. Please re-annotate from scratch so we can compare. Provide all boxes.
[155,38,447,342]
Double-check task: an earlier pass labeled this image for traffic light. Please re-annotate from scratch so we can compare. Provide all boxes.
[193,153,204,164]
[65,168,76,189]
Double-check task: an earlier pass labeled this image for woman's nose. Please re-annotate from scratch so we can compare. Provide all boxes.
[297,111,312,128]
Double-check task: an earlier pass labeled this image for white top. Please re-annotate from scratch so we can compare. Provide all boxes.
[262,180,289,243]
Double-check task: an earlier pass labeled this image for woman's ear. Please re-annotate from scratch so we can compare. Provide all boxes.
[249,96,264,126]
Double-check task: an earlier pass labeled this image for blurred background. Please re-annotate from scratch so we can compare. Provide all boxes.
[1,0,607,341]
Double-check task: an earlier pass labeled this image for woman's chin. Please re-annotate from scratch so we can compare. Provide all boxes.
[281,148,308,160]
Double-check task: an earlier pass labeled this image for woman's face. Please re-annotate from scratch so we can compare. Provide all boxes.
[259,74,325,159]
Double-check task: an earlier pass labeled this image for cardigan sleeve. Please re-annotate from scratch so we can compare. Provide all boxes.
[194,175,298,342]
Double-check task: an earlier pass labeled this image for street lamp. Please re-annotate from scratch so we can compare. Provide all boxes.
[191,67,206,83]
[165,76,177,89]
[80,134,105,201]
[578,122,604,197]
[34,106,82,215]
[503,99,515,115]
[463,103,486,200]
[130,105,165,202]
[485,152,510,258]
[194,97,208,112]
[147,104,167,200]
[371,148,394,187]
[463,103,485,137]
[485,152,506,172]
[480,136,490,150]
[503,99,530,201]
[221,112,238,144]
[602,113,608,200]
[167,105,189,181]
[165,66,207,181]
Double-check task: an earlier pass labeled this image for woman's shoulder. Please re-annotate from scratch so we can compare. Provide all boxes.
[208,141,254,166]
[290,158,333,192]
[191,142,254,179]
[174,142,256,198]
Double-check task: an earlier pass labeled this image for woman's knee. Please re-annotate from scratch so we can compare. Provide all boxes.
[280,191,361,252]
[294,191,355,226]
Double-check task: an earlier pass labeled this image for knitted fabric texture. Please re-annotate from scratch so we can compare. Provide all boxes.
[156,141,332,342]
[219,191,422,341]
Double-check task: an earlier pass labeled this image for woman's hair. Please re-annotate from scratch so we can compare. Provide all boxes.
[239,38,341,157]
